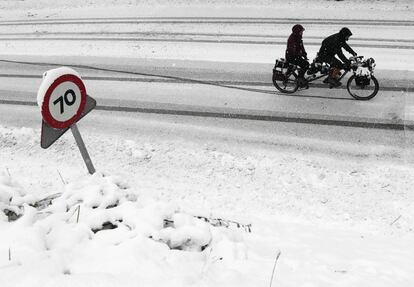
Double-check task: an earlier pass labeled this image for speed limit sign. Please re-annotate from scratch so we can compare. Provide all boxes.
[41,74,86,129]
[38,67,96,174]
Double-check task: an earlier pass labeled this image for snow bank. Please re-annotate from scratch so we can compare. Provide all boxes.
[1,118,414,286]
[0,172,248,286]
[0,172,36,221]
[46,173,232,252]
[0,126,38,148]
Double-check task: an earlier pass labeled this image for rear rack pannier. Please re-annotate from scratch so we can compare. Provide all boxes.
[273,58,294,81]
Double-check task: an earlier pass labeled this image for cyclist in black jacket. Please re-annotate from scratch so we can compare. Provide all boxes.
[318,27,357,87]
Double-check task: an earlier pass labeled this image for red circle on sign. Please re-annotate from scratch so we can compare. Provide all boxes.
[41,74,87,129]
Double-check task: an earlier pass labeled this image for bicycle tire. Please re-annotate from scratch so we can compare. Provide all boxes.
[272,70,299,94]
[347,75,379,100]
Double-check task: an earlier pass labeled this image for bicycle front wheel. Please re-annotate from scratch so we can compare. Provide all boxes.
[272,71,299,94]
[347,75,379,100]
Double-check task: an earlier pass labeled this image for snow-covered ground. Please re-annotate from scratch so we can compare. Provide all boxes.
[1,1,414,287]
[1,83,414,279]
[0,0,412,20]
[1,106,414,287]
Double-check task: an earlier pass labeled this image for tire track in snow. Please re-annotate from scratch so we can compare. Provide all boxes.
[2,32,414,44]
[0,36,411,50]
[1,17,411,50]
[0,97,411,131]
[0,55,411,93]
[0,72,409,93]
[0,17,413,26]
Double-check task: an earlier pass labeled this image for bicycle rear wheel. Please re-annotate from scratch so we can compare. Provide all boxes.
[347,75,379,100]
[272,70,299,94]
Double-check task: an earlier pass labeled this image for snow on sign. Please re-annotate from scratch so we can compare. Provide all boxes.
[38,67,97,174]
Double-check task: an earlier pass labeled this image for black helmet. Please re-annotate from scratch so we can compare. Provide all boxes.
[292,24,305,34]
[340,27,352,39]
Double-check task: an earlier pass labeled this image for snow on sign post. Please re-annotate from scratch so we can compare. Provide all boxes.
[38,67,97,174]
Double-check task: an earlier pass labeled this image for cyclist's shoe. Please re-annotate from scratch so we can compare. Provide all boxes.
[297,77,308,88]
[299,82,309,89]
[328,78,342,88]
[306,66,318,75]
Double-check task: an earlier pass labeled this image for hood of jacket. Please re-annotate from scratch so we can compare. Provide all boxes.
[292,24,305,36]
[339,27,352,40]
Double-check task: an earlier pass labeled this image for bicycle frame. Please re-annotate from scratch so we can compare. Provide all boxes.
[304,69,350,84]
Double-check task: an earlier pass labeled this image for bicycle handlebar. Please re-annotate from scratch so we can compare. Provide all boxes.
[349,55,364,62]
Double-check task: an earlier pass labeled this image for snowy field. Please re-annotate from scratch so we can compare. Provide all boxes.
[1,1,414,287]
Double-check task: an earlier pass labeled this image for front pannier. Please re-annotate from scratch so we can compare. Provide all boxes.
[355,75,371,86]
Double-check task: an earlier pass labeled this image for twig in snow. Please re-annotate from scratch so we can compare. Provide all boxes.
[57,169,66,185]
[390,215,402,226]
[76,205,81,223]
[200,247,223,277]
[5,168,11,177]
[32,193,61,210]
[194,216,252,233]
[269,250,282,287]
[201,247,213,272]
[8,247,11,261]
[67,205,81,223]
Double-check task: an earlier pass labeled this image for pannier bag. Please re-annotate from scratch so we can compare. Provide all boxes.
[273,58,293,81]
[355,75,371,86]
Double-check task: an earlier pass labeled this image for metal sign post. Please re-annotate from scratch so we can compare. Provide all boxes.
[70,124,95,174]
[38,67,97,174]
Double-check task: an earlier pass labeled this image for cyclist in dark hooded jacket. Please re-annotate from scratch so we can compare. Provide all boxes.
[285,24,309,86]
[318,27,357,86]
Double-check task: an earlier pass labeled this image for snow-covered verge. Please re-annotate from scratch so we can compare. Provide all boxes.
[0,172,250,287]
[1,111,414,286]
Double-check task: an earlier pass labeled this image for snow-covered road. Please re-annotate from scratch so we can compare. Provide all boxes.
[0,56,412,130]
